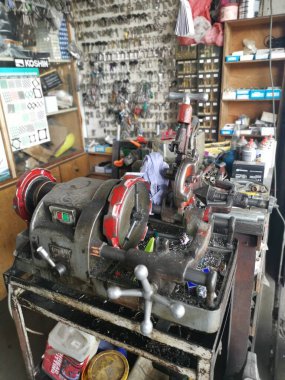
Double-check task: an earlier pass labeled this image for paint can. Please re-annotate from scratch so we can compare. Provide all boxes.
[82,350,129,380]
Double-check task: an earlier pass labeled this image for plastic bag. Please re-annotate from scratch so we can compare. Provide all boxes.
[177,0,212,45]
[189,0,212,20]
[193,16,212,43]
[178,0,224,46]
[175,0,195,37]
[204,23,224,46]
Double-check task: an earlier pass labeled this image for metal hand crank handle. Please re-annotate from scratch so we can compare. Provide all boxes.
[168,92,208,103]
[100,245,217,307]
[108,265,186,336]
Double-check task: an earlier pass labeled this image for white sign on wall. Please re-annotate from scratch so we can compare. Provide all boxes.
[0,68,50,152]
[0,132,10,182]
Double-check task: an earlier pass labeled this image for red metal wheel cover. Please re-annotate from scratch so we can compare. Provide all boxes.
[13,168,56,222]
[103,175,151,249]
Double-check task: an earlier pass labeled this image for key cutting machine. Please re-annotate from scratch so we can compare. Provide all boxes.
[8,92,274,338]
[8,85,277,341]
[11,164,239,336]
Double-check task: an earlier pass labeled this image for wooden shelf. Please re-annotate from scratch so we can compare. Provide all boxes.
[46,107,78,117]
[219,16,285,140]
[49,59,71,64]
[226,14,285,28]
[225,58,285,65]
[222,99,281,102]
[176,55,220,62]
[88,152,112,156]
[89,172,112,178]
[220,133,273,139]
[0,57,71,64]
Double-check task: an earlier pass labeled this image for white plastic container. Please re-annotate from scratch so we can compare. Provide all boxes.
[42,322,99,380]
[242,138,256,162]
[256,137,268,163]
[268,136,277,168]
[49,323,99,362]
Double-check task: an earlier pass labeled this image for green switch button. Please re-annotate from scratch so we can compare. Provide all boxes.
[62,213,70,222]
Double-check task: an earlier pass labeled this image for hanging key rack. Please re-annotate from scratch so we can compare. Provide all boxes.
[71,0,180,140]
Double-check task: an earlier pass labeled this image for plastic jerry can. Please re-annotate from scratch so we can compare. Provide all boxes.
[42,322,99,380]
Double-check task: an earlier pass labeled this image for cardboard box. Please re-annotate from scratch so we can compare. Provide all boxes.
[255,53,269,60]
[220,124,235,135]
[95,165,105,173]
[249,89,265,100]
[265,88,281,99]
[271,49,285,59]
[231,51,244,56]
[240,54,254,61]
[44,96,58,114]
[104,165,112,174]
[232,161,265,183]
[236,89,250,100]
[223,90,236,100]
[105,146,112,154]
[255,49,269,60]
[261,111,277,123]
[94,144,109,153]
[225,55,240,62]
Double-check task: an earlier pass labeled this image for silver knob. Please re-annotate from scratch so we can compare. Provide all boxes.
[108,265,185,336]
[37,247,66,277]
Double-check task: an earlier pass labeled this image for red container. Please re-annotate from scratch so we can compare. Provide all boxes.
[42,344,90,380]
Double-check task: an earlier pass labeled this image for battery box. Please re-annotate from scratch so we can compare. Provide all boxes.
[232,161,265,183]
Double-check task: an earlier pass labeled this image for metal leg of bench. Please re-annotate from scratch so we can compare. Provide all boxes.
[11,288,35,380]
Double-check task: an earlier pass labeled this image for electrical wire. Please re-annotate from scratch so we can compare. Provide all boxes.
[268,0,285,286]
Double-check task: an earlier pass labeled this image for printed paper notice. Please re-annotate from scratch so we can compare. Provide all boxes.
[0,133,10,182]
[0,72,50,151]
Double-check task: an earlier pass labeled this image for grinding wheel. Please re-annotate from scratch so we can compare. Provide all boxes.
[103,175,151,250]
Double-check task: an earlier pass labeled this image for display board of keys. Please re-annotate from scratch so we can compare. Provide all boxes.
[72,0,180,140]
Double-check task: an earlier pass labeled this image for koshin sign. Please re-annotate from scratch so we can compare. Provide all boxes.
[14,58,49,68]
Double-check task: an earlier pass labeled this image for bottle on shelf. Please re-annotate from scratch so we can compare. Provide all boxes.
[230,124,241,151]
[236,135,247,160]
[242,138,256,162]
[268,135,277,168]
[256,137,269,163]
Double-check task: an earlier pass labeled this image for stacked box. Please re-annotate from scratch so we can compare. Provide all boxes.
[176,45,222,142]
[58,18,70,60]
[36,23,61,60]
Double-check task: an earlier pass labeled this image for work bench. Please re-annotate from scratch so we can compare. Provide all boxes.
[5,266,235,380]
[4,226,266,380]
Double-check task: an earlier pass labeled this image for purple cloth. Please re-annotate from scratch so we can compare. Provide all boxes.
[140,152,169,205]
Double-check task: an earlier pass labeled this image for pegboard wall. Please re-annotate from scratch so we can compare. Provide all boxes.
[72,0,180,140]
